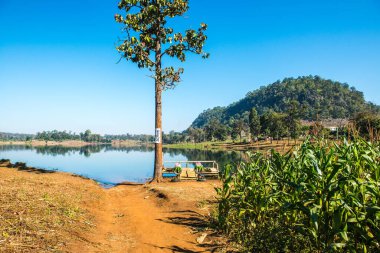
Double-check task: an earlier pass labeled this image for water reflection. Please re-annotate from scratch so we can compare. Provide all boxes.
[0,145,155,157]
[0,145,244,184]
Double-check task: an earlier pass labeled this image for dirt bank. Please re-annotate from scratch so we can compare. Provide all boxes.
[0,163,224,253]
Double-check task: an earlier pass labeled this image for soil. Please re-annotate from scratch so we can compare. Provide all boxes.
[70,183,221,253]
[0,164,224,253]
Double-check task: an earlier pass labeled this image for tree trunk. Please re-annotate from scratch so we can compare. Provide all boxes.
[153,85,163,182]
[152,27,163,183]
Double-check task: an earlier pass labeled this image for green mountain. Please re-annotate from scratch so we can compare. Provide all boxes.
[191,76,379,128]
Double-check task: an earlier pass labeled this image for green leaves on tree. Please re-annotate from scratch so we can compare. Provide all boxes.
[115,0,209,90]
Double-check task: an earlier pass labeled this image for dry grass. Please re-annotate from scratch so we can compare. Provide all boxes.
[0,164,102,253]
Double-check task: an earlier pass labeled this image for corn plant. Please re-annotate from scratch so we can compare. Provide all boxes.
[216,138,380,252]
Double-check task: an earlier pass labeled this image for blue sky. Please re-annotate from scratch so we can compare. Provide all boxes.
[1,0,379,135]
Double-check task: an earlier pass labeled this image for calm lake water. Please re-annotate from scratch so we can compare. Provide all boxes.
[0,145,243,186]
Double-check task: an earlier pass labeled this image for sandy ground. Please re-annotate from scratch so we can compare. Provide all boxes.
[0,164,224,253]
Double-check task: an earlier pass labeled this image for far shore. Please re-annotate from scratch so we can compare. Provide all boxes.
[0,139,149,148]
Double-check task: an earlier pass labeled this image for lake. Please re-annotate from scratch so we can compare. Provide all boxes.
[0,145,244,186]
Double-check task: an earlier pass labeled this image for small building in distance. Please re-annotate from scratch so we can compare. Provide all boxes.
[301,119,349,132]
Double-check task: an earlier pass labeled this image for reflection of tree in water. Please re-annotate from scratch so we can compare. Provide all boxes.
[104,145,154,153]
[1,145,245,171]
[79,145,103,157]
[35,146,80,156]
[0,145,34,152]
[0,145,155,157]
[34,145,155,157]
[163,148,244,171]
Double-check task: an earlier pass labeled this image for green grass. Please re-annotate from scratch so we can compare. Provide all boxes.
[164,141,232,150]
[164,139,297,152]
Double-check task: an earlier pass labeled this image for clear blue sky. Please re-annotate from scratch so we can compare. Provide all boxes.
[1,0,380,135]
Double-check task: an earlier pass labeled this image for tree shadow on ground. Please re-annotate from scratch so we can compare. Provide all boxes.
[1,161,57,174]
[157,209,207,230]
[156,209,226,252]
[16,166,57,174]
[146,243,221,253]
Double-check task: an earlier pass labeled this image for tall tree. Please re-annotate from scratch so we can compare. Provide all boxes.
[249,108,260,141]
[115,0,209,182]
[260,110,287,140]
[286,100,302,141]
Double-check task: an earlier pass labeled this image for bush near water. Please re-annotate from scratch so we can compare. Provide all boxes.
[215,139,380,252]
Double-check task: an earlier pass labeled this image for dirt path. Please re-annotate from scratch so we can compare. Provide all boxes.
[70,183,219,253]
[0,164,222,252]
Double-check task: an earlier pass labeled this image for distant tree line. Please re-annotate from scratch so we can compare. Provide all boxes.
[185,102,307,142]
[104,134,154,143]
[35,130,158,143]
[0,132,34,141]
[34,130,109,143]
[0,130,157,144]
[178,108,379,143]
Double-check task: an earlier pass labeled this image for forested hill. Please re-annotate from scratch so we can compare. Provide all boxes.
[191,76,379,128]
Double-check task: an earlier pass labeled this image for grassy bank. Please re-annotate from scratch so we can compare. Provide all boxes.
[164,141,227,150]
[165,139,300,153]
